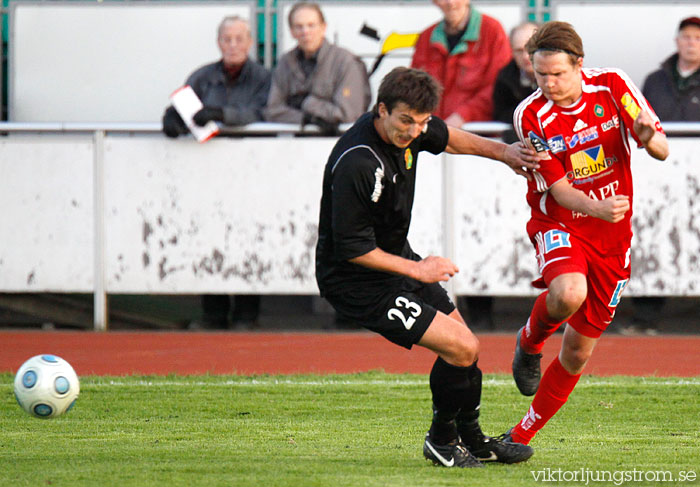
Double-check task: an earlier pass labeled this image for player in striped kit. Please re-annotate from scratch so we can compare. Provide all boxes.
[506,21,669,445]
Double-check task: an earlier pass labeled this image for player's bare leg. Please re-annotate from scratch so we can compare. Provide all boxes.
[513,273,587,395]
[419,310,533,466]
[547,273,588,320]
[419,309,479,367]
[559,323,599,375]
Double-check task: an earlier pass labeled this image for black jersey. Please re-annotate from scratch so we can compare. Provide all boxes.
[315,112,449,297]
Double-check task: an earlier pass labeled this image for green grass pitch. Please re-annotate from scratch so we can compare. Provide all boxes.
[1,372,698,487]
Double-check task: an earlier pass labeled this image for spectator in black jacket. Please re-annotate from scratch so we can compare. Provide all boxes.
[162,16,272,138]
[492,21,538,143]
[162,16,271,329]
[623,16,700,335]
[642,16,700,121]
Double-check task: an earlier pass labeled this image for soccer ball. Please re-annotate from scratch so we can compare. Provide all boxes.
[13,354,80,419]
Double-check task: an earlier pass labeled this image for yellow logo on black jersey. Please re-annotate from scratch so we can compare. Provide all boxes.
[404,148,413,170]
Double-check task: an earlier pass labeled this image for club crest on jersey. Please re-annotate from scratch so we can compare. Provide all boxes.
[547,135,566,153]
[404,148,413,170]
[569,145,609,179]
[594,104,604,117]
[621,92,641,119]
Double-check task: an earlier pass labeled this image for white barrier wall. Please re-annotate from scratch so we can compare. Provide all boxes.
[0,133,698,296]
[0,135,94,291]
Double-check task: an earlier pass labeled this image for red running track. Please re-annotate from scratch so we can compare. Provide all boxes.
[0,331,698,377]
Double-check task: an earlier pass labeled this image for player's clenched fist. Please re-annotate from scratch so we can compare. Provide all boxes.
[593,194,630,223]
[415,255,459,283]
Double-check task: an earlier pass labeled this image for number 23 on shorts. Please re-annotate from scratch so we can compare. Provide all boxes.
[387,296,422,330]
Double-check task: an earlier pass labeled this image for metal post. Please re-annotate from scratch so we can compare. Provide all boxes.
[534,0,547,23]
[93,130,108,331]
[263,0,273,69]
[1,7,4,120]
[442,153,456,304]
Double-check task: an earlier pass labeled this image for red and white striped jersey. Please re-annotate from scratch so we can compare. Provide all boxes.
[513,67,664,254]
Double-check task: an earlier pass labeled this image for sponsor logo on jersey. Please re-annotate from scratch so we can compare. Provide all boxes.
[569,156,618,185]
[602,155,619,175]
[528,131,550,152]
[404,148,413,170]
[569,145,610,179]
[573,119,588,132]
[601,115,620,132]
[527,132,552,160]
[542,112,558,128]
[547,135,566,153]
[594,104,605,117]
[370,167,384,203]
[565,127,599,149]
[621,92,641,119]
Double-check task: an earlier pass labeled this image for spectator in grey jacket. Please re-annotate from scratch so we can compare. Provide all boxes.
[162,16,271,138]
[264,2,371,134]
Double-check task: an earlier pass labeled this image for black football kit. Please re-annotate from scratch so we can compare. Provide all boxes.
[315,112,453,348]
[314,110,534,465]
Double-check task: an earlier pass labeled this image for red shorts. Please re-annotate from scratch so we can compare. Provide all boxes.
[529,222,631,338]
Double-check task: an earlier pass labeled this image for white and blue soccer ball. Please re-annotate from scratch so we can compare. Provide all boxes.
[13,354,80,419]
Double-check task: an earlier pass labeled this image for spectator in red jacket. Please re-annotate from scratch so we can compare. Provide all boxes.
[411,0,511,126]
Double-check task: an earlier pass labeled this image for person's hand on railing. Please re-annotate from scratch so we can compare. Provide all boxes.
[162,106,188,138]
[302,112,340,136]
[193,107,224,127]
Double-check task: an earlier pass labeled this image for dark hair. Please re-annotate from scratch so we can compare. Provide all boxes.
[288,2,325,28]
[373,67,442,115]
[526,21,584,65]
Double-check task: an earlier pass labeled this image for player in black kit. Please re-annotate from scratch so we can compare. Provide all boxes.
[316,67,541,468]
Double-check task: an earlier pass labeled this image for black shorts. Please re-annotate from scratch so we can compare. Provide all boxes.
[324,279,456,349]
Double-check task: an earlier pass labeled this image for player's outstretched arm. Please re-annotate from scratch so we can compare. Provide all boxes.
[349,249,458,283]
[634,111,669,161]
[443,126,540,178]
[549,179,630,223]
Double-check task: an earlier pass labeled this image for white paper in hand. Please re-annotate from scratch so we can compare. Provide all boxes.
[169,85,220,143]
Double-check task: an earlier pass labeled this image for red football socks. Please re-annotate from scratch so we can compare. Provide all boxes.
[510,356,582,445]
[520,291,566,354]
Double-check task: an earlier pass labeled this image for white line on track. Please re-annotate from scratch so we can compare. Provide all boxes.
[79,377,700,387]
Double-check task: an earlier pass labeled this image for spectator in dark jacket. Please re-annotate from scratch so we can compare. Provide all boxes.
[162,16,271,329]
[493,22,538,143]
[162,16,271,138]
[642,16,700,121]
[626,16,700,336]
